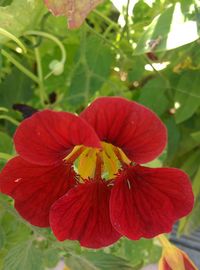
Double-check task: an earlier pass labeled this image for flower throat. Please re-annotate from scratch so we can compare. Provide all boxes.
[64,142,131,181]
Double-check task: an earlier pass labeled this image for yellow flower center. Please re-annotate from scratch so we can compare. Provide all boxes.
[64,142,130,180]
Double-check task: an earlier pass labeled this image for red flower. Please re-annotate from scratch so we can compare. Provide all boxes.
[0,97,194,248]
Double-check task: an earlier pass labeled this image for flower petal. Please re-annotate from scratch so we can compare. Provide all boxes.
[14,110,100,166]
[80,97,167,164]
[160,249,198,270]
[0,157,76,227]
[50,180,121,248]
[44,0,102,29]
[110,165,194,240]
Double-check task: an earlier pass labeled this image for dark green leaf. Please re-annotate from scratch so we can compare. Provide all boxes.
[165,117,180,163]
[174,71,200,123]
[138,77,169,115]
[191,131,200,144]
[0,67,33,108]
[0,132,12,154]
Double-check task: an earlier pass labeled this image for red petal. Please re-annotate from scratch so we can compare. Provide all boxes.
[110,165,194,240]
[0,157,76,227]
[80,97,167,164]
[50,180,121,248]
[183,253,198,270]
[44,0,102,29]
[163,259,171,270]
[14,110,100,166]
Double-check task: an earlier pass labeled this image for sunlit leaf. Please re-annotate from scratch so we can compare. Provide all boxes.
[135,3,199,55]
[65,250,137,270]
[0,0,45,44]
[3,241,43,270]
[83,251,135,270]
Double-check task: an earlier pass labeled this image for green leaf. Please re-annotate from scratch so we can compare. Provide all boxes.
[191,131,200,144]
[84,251,134,270]
[0,0,45,44]
[121,238,160,266]
[44,248,60,268]
[0,67,33,108]
[193,166,200,198]
[66,251,135,270]
[0,0,12,7]
[65,253,99,270]
[174,71,200,123]
[66,36,113,106]
[138,77,169,115]
[3,241,43,270]
[135,3,199,55]
[0,226,6,250]
[181,150,200,177]
[165,117,180,163]
[0,132,12,154]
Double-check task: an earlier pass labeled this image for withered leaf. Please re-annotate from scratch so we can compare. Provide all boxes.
[44,0,103,29]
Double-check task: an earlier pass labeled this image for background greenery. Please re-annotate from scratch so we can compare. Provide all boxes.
[0,0,200,269]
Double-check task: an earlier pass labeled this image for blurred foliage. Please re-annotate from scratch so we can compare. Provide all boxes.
[0,0,200,269]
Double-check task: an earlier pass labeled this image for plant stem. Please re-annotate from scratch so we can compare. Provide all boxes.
[125,0,130,40]
[0,115,20,126]
[0,27,27,53]
[0,152,13,161]
[157,234,171,248]
[93,9,119,29]
[1,49,39,84]
[33,38,46,106]
[24,30,67,64]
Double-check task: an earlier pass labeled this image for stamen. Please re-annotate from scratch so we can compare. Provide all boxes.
[94,152,103,179]
[127,179,131,190]
[114,147,129,167]
[64,145,84,164]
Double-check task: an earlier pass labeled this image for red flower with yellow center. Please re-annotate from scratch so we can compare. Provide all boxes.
[0,97,194,248]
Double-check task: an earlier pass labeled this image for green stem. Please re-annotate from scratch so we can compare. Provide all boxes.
[0,27,27,53]
[33,38,46,106]
[0,107,8,112]
[144,55,171,89]
[24,30,66,64]
[0,115,20,126]
[1,49,39,84]
[125,0,130,40]
[0,152,13,161]
[93,10,119,29]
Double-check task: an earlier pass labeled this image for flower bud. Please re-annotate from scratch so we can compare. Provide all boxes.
[49,60,64,76]
[158,235,197,270]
